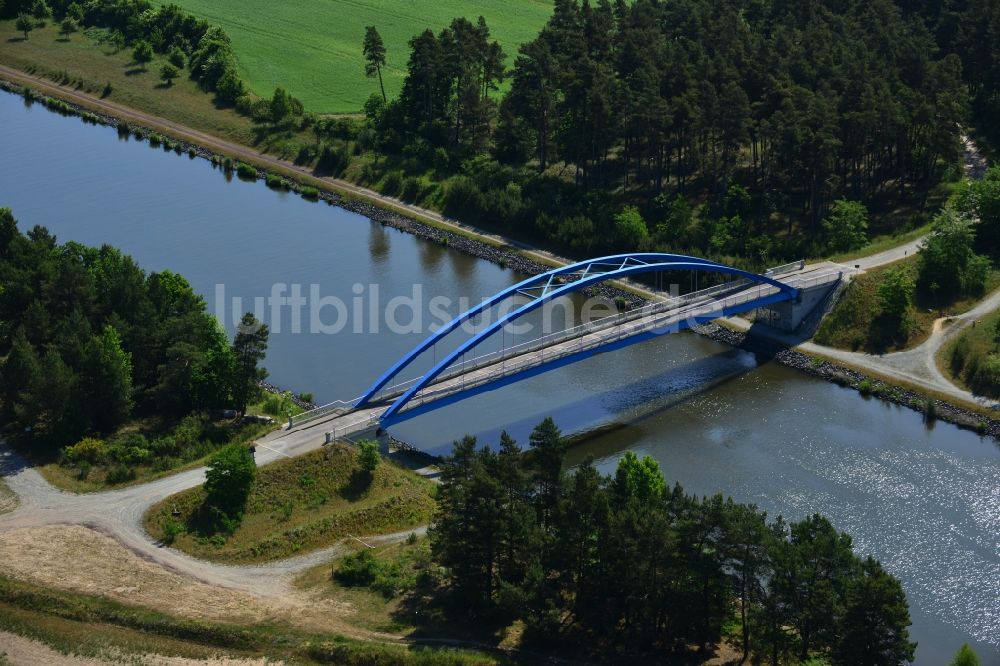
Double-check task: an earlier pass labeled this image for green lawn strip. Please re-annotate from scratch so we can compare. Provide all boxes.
[815,255,1000,353]
[0,478,18,515]
[145,444,436,563]
[937,306,1000,399]
[27,414,274,494]
[0,575,500,665]
[804,349,996,424]
[157,0,553,112]
[823,222,931,264]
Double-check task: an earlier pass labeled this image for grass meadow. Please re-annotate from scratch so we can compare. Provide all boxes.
[145,444,436,564]
[160,0,554,112]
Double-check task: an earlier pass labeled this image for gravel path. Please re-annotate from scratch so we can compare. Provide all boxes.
[790,133,997,407]
[798,288,1000,408]
[0,415,425,603]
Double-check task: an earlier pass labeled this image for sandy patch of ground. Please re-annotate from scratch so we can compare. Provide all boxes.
[0,525,362,635]
[0,630,281,665]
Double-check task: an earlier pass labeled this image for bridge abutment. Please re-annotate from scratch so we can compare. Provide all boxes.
[755,273,843,332]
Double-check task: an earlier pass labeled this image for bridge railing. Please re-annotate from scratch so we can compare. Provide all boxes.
[400,281,795,414]
[290,269,835,428]
[368,276,762,399]
[765,259,806,277]
[288,278,752,428]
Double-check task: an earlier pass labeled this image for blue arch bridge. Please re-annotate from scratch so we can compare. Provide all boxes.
[287,253,841,439]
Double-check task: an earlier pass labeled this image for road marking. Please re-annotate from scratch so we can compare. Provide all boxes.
[348,534,376,549]
[255,441,292,459]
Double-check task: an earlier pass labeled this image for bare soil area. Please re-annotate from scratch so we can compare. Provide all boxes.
[0,525,372,637]
[0,631,280,666]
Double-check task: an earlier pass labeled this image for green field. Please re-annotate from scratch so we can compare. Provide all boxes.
[163,0,553,113]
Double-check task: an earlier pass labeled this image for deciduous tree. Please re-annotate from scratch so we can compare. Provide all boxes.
[132,40,153,70]
[203,443,256,529]
[15,13,32,38]
[160,63,179,86]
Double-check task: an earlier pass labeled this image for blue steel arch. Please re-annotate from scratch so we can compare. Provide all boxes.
[354,252,727,409]
[375,257,799,423]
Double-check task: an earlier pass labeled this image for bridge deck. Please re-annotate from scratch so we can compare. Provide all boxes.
[289,264,840,435]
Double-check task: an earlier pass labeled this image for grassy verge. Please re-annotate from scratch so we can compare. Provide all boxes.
[0,574,501,665]
[937,307,1000,399]
[804,349,996,424]
[0,478,17,515]
[824,222,931,263]
[295,536,528,650]
[815,256,1000,353]
[145,444,436,563]
[30,413,274,494]
[26,391,302,493]
[296,536,431,636]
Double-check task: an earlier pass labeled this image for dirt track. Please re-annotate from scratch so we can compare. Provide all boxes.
[0,630,280,666]
[0,424,424,642]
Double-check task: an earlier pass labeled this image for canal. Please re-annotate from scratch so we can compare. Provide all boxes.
[1,89,997,663]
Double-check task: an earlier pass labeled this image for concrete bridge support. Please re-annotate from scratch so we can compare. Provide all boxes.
[756,273,843,332]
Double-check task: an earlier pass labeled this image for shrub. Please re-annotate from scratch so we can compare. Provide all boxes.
[160,63,180,87]
[380,170,403,197]
[923,398,937,422]
[265,173,288,190]
[261,391,296,417]
[63,438,107,465]
[858,378,874,395]
[358,440,380,474]
[236,162,256,179]
[106,464,136,485]
[316,144,349,176]
[148,133,162,147]
[215,69,246,105]
[334,550,410,598]
[298,392,314,403]
[400,177,421,202]
[442,176,485,219]
[161,517,184,544]
[203,444,256,531]
[300,186,319,200]
[167,46,186,69]
[295,144,318,166]
[223,156,233,171]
